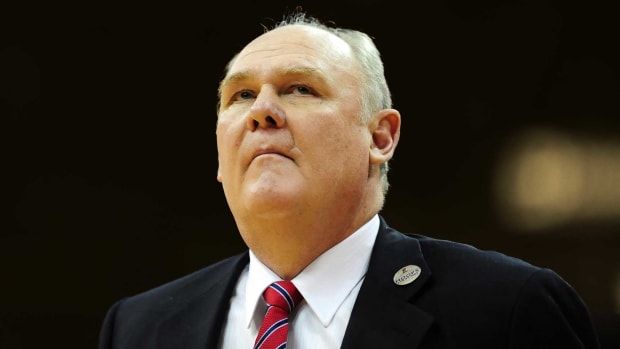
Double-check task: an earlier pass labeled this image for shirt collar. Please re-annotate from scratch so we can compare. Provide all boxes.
[244,214,380,327]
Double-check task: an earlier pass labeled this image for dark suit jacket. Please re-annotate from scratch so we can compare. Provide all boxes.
[99,215,600,348]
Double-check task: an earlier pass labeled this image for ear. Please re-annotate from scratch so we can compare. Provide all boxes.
[369,108,401,165]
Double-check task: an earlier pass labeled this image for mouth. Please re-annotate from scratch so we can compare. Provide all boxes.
[253,151,291,161]
[251,148,293,162]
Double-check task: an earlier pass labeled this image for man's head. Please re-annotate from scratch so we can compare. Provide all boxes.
[215,11,400,277]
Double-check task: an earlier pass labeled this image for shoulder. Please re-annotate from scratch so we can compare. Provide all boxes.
[378,216,540,281]
[108,252,248,319]
[376,218,600,348]
[99,252,249,348]
[376,216,566,303]
[413,233,539,278]
[409,232,568,302]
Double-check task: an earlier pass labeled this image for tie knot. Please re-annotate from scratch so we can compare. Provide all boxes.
[263,281,303,313]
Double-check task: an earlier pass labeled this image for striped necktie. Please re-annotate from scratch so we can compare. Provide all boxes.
[254,281,303,349]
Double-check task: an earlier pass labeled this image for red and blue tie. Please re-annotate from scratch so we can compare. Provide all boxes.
[254,281,303,349]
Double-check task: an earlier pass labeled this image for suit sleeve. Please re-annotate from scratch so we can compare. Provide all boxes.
[508,268,600,349]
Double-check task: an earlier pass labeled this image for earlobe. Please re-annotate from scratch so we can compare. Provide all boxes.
[369,109,401,165]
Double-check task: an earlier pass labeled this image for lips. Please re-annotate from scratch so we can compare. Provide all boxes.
[246,137,296,166]
[251,147,292,162]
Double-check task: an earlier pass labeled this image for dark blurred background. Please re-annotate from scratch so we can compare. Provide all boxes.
[2,1,619,348]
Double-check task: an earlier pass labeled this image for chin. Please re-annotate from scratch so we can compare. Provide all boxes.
[244,190,303,214]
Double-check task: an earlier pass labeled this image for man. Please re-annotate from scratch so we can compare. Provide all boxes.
[99,11,600,349]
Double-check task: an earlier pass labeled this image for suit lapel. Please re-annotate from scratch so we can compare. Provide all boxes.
[340,216,434,349]
[156,253,249,349]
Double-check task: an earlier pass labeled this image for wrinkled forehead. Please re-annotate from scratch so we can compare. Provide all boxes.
[227,25,356,75]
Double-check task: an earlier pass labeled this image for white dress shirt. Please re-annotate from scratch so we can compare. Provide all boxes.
[218,214,380,349]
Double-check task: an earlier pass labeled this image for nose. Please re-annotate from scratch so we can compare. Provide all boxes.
[247,86,286,131]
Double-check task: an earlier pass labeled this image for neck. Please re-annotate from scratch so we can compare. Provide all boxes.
[240,209,378,279]
[235,178,385,279]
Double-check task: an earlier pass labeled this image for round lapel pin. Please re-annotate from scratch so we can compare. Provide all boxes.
[393,265,421,286]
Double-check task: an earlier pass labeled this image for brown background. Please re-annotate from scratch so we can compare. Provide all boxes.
[2,1,619,348]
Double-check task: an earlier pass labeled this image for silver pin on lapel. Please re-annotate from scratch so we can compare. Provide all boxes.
[393,265,421,286]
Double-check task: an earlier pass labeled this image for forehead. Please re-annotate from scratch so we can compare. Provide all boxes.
[225,25,357,78]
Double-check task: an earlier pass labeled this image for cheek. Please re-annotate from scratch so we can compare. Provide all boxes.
[328,120,369,151]
[215,126,239,175]
[307,125,369,171]
[216,117,243,149]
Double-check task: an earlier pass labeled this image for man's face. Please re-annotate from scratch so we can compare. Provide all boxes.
[216,25,373,225]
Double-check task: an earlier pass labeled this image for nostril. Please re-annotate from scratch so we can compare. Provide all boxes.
[265,116,276,126]
[252,120,259,129]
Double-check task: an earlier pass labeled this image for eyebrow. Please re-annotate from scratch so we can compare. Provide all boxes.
[219,66,328,95]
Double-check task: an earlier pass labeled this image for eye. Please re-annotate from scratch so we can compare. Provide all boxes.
[237,90,256,100]
[291,85,314,95]
[226,89,255,104]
